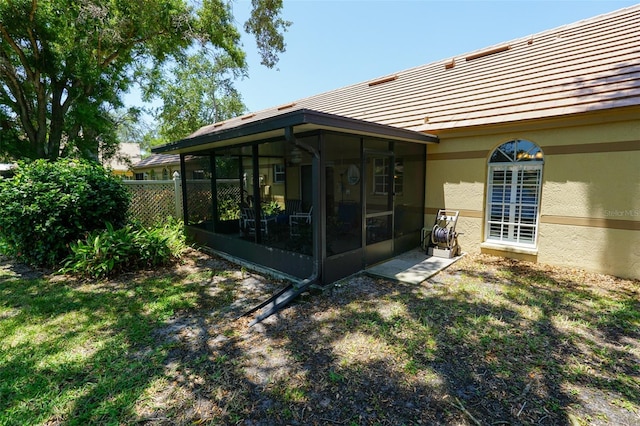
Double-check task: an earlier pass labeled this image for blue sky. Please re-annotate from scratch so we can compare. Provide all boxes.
[228,0,638,112]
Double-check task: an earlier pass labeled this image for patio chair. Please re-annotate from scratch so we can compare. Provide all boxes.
[289,205,313,236]
[240,206,250,231]
[277,199,302,224]
[242,206,276,236]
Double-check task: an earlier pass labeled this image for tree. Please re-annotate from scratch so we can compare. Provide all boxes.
[0,0,289,161]
[148,49,247,145]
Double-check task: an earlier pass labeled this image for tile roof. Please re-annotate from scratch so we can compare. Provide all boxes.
[133,153,180,168]
[187,5,640,140]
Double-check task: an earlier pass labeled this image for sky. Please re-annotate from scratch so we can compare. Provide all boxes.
[222,0,639,113]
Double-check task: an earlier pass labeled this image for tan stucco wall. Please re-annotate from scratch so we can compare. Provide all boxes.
[426,107,640,279]
[286,166,301,200]
[537,223,639,279]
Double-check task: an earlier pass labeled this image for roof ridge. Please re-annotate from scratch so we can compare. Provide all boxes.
[249,4,640,118]
[389,4,640,77]
[183,4,640,140]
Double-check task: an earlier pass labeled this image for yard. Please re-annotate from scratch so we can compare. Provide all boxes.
[1,250,638,425]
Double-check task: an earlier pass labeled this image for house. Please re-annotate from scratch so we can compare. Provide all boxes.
[132,154,182,180]
[102,142,142,179]
[153,5,640,282]
[132,153,229,181]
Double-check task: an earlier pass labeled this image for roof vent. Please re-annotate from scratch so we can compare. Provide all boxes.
[368,74,398,87]
[241,113,256,120]
[445,59,455,70]
[213,121,225,128]
[277,102,296,111]
[465,45,511,61]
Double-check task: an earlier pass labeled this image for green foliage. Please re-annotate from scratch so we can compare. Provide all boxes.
[261,200,282,217]
[0,0,288,160]
[62,219,186,279]
[245,0,291,68]
[147,49,248,144]
[218,192,241,221]
[0,159,130,267]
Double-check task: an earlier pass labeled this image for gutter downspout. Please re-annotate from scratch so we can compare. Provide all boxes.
[245,126,321,326]
[285,126,321,287]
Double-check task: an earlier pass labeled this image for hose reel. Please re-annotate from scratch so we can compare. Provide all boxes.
[431,224,455,246]
[427,209,460,259]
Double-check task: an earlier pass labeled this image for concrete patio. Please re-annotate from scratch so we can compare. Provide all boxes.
[366,248,463,284]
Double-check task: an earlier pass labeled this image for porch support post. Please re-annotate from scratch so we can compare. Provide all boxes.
[252,144,262,243]
[316,132,326,279]
[286,126,322,283]
[388,141,395,252]
[210,153,218,232]
[180,153,189,225]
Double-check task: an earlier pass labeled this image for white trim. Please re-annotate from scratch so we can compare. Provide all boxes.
[273,164,285,183]
[485,140,544,249]
[480,241,539,256]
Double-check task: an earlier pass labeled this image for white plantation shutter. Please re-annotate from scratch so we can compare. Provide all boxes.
[486,140,543,247]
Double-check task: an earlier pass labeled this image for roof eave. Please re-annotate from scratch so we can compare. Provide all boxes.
[152,109,438,154]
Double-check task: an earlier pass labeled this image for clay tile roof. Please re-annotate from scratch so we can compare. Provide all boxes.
[186,5,640,138]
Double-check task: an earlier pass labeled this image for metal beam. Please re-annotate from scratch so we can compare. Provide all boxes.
[153,109,438,154]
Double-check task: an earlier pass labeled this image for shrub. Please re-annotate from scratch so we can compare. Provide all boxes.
[218,192,240,221]
[61,219,186,278]
[262,201,282,217]
[152,217,188,257]
[0,159,130,267]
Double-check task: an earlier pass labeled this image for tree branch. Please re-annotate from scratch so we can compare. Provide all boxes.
[0,23,36,82]
[0,53,38,145]
[26,0,40,64]
[99,29,171,69]
[0,83,18,110]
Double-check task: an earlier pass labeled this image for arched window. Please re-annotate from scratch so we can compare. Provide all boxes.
[486,140,544,246]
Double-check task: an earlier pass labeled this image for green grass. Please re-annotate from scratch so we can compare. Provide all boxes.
[0,253,638,425]
[0,274,199,425]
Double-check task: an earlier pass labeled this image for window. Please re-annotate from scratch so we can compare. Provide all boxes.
[486,140,543,246]
[373,158,403,195]
[373,158,388,194]
[273,164,285,183]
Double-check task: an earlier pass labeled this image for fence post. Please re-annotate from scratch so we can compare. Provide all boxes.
[173,171,183,219]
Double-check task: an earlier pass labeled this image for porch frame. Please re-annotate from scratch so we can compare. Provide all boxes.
[153,109,438,284]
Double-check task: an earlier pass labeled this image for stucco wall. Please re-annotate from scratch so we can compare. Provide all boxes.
[426,107,640,279]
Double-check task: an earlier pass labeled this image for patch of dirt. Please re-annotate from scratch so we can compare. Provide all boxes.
[0,254,47,281]
[133,251,639,425]
[5,250,639,425]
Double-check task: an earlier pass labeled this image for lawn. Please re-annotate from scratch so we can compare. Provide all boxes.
[1,251,638,425]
